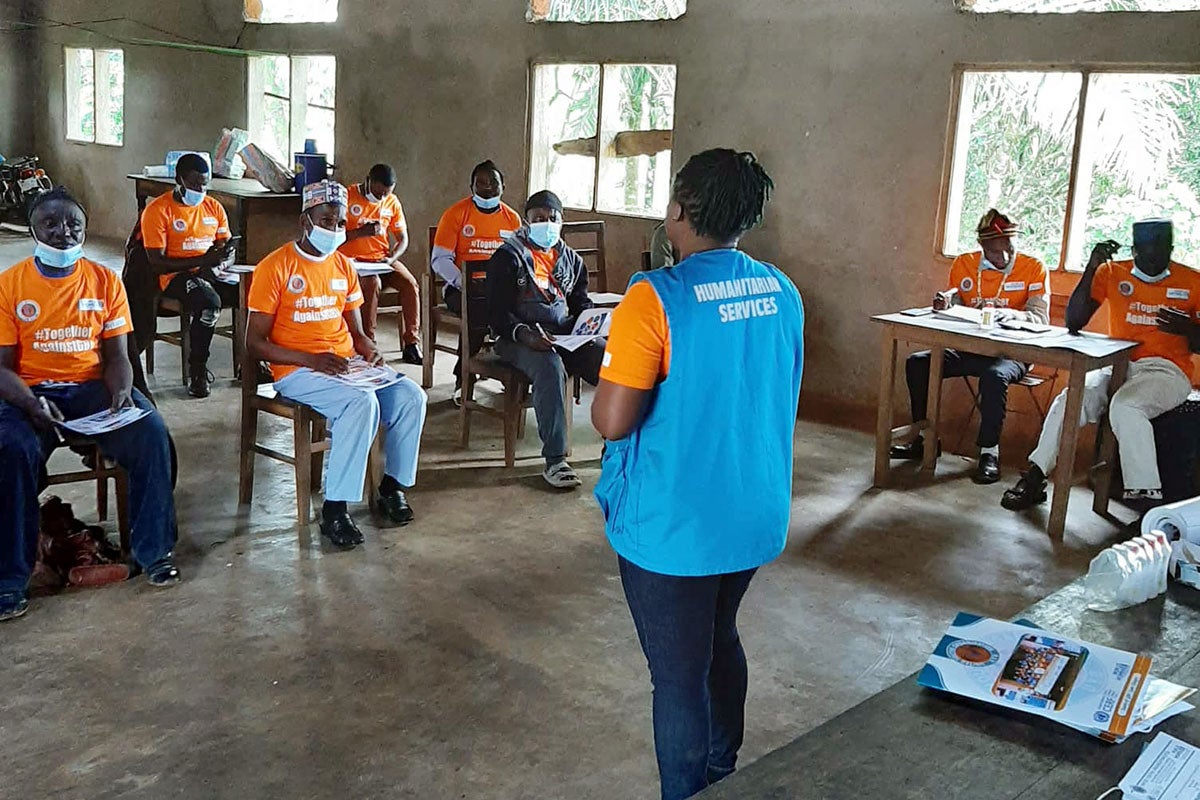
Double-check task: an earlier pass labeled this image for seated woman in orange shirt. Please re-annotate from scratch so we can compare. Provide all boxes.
[0,187,181,622]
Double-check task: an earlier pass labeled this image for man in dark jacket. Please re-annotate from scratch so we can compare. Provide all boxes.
[485,190,604,489]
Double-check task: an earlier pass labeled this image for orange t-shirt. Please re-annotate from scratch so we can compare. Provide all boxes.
[0,257,133,386]
[246,243,364,381]
[1091,259,1200,378]
[532,248,557,292]
[947,252,1048,311]
[338,183,407,262]
[599,281,672,390]
[433,197,522,284]
[140,191,230,290]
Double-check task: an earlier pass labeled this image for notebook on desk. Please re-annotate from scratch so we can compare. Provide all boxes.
[933,305,984,325]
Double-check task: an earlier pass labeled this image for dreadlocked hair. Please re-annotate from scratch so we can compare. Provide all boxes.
[672,149,773,242]
[27,185,87,223]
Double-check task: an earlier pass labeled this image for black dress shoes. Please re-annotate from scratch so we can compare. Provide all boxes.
[320,511,364,548]
[379,488,415,527]
[973,453,1001,484]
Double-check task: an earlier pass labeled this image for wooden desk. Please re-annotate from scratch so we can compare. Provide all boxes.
[700,579,1200,799]
[127,175,300,264]
[873,313,1137,539]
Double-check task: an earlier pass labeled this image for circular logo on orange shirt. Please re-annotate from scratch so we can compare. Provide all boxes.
[350,204,364,217]
[16,299,40,322]
[1119,281,1134,297]
[172,218,187,232]
[462,224,476,238]
[960,276,974,293]
[287,274,307,294]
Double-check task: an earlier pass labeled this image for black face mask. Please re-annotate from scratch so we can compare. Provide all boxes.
[1133,246,1171,277]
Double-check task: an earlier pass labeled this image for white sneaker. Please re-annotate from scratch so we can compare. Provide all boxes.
[452,387,462,407]
[543,461,582,489]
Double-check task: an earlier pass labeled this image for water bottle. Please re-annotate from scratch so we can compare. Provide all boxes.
[980,301,996,329]
[1086,533,1170,611]
[1086,547,1133,611]
[1141,530,1171,595]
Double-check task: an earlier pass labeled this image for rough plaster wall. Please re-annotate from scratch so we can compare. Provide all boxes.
[21,0,1200,409]
[0,1,33,157]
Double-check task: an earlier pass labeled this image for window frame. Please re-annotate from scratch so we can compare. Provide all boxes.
[246,53,337,163]
[526,59,678,221]
[63,46,124,148]
[937,62,1200,272]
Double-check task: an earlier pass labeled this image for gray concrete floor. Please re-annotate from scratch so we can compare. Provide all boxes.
[0,231,1134,799]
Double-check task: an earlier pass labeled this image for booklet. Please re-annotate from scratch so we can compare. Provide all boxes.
[328,358,404,391]
[934,305,985,325]
[552,308,613,352]
[57,406,150,436]
[918,612,1158,742]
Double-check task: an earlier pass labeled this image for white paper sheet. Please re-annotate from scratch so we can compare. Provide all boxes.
[1120,733,1200,799]
[552,307,612,352]
[352,261,395,277]
[57,407,150,436]
[328,358,403,391]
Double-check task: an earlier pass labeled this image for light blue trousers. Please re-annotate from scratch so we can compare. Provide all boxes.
[275,368,428,502]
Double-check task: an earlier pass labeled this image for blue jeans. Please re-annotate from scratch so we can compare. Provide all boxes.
[0,381,178,594]
[619,556,757,800]
[493,337,605,465]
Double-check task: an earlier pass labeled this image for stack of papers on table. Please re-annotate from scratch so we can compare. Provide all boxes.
[329,358,404,391]
[918,612,1194,743]
[934,306,985,325]
[57,407,150,436]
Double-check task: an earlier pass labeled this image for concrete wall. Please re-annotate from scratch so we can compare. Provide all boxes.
[0,1,34,159]
[21,0,1200,416]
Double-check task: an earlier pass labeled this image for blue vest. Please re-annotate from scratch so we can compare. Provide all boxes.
[595,249,805,577]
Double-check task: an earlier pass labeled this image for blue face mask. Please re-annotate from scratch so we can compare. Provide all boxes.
[181,187,206,207]
[34,237,84,269]
[305,218,347,256]
[473,194,501,211]
[527,220,562,250]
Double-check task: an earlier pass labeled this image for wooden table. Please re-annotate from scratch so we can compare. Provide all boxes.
[127,175,299,264]
[700,579,1200,799]
[873,313,1137,539]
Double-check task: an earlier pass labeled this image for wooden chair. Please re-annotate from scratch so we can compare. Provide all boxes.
[458,283,577,467]
[145,295,239,385]
[46,436,131,555]
[564,220,609,293]
[237,338,381,525]
[419,226,463,388]
[456,220,607,466]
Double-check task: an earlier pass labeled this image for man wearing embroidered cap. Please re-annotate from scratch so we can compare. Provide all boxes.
[1004,219,1200,511]
[244,180,428,547]
[892,209,1049,483]
[484,189,602,489]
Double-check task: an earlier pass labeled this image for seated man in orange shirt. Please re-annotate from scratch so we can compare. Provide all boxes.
[246,181,428,548]
[1004,220,1200,511]
[140,153,239,398]
[338,163,422,365]
[891,210,1049,484]
[431,160,523,395]
[0,188,181,621]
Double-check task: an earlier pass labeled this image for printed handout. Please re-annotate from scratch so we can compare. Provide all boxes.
[57,406,150,436]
